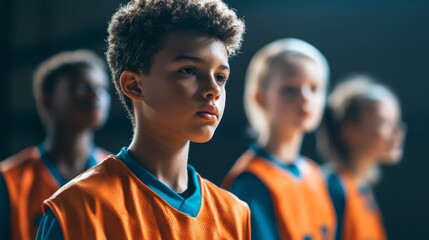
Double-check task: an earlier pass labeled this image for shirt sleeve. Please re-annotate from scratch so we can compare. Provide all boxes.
[327,173,346,240]
[0,174,11,240]
[36,208,64,240]
[230,172,280,240]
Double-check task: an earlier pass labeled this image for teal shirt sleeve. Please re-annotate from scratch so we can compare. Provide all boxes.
[36,208,64,240]
[327,173,345,240]
[230,172,280,240]
[0,174,11,240]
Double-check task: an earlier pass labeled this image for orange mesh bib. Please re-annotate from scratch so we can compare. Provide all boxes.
[43,156,250,240]
[341,174,387,240]
[224,151,336,240]
[1,146,108,240]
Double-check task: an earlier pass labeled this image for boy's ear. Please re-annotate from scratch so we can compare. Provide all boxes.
[40,95,51,111]
[120,71,144,101]
[254,90,266,108]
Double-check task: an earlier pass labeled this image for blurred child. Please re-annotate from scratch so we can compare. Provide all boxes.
[36,0,249,239]
[318,75,406,240]
[223,38,336,240]
[0,50,111,240]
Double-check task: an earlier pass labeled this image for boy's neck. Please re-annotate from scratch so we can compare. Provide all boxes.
[128,130,190,194]
[44,126,94,179]
[262,129,303,164]
[342,155,377,186]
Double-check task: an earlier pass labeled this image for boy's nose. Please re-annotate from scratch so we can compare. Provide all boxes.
[296,87,311,104]
[202,75,221,101]
[394,121,407,136]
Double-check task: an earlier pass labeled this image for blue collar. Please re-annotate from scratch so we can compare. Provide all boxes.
[38,144,99,187]
[250,143,302,179]
[116,147,202,218]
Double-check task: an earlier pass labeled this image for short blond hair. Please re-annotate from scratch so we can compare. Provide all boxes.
[244,38,329,143]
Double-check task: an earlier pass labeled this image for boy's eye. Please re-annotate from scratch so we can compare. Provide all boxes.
[311,85,319,93]
[280,86,300,95]
[215,74,228,84]
[178,67,196,75]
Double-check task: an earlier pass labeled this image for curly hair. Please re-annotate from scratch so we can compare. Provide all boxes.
[33,50,107,121]
[106,0,245,123]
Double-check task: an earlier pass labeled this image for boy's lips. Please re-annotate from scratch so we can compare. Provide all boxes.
[197,104,219,120]
[296,108,311,117]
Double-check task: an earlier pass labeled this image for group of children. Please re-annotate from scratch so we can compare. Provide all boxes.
[222,36,405,240]
[0,0,405,239]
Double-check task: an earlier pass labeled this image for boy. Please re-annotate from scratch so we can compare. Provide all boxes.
[318,75,405,240]
[0,50,111,240]
[36,0,249,239]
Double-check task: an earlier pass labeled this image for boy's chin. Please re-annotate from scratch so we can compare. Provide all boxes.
[192,139,211,144]
[191,135,214,143]
[189,131,216,143]
[298,124,318,133]
[381,152,403,165]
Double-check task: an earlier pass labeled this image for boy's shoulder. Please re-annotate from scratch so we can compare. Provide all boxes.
[0,146,41,173]
[222,149,259,189]
[49,155,122,196]
[298,156,324,174]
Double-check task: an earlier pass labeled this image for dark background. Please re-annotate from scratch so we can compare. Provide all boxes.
[1,0,428,238]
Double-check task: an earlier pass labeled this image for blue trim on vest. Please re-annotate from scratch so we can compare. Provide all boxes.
[116,147,201,217]
[249,143,302,179]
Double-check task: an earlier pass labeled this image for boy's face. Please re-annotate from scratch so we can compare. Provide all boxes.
[260,55,326,134]
[346,100,405,165]
[47,66,111,129]
[138,31,229,143]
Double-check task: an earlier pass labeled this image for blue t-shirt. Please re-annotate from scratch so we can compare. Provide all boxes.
[36,147,202,240]
[326,171,346,240]
[230,144,302,240]
[0,174,10,240]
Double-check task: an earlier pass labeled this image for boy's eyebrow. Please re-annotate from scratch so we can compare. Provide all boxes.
[172,55,202,62]
[172,55,230,70]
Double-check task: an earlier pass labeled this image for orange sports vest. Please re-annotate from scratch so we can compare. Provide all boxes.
[340,174,386,240]
[223,150,336,240]
[0,146,107,240]
[43,156,251,240]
